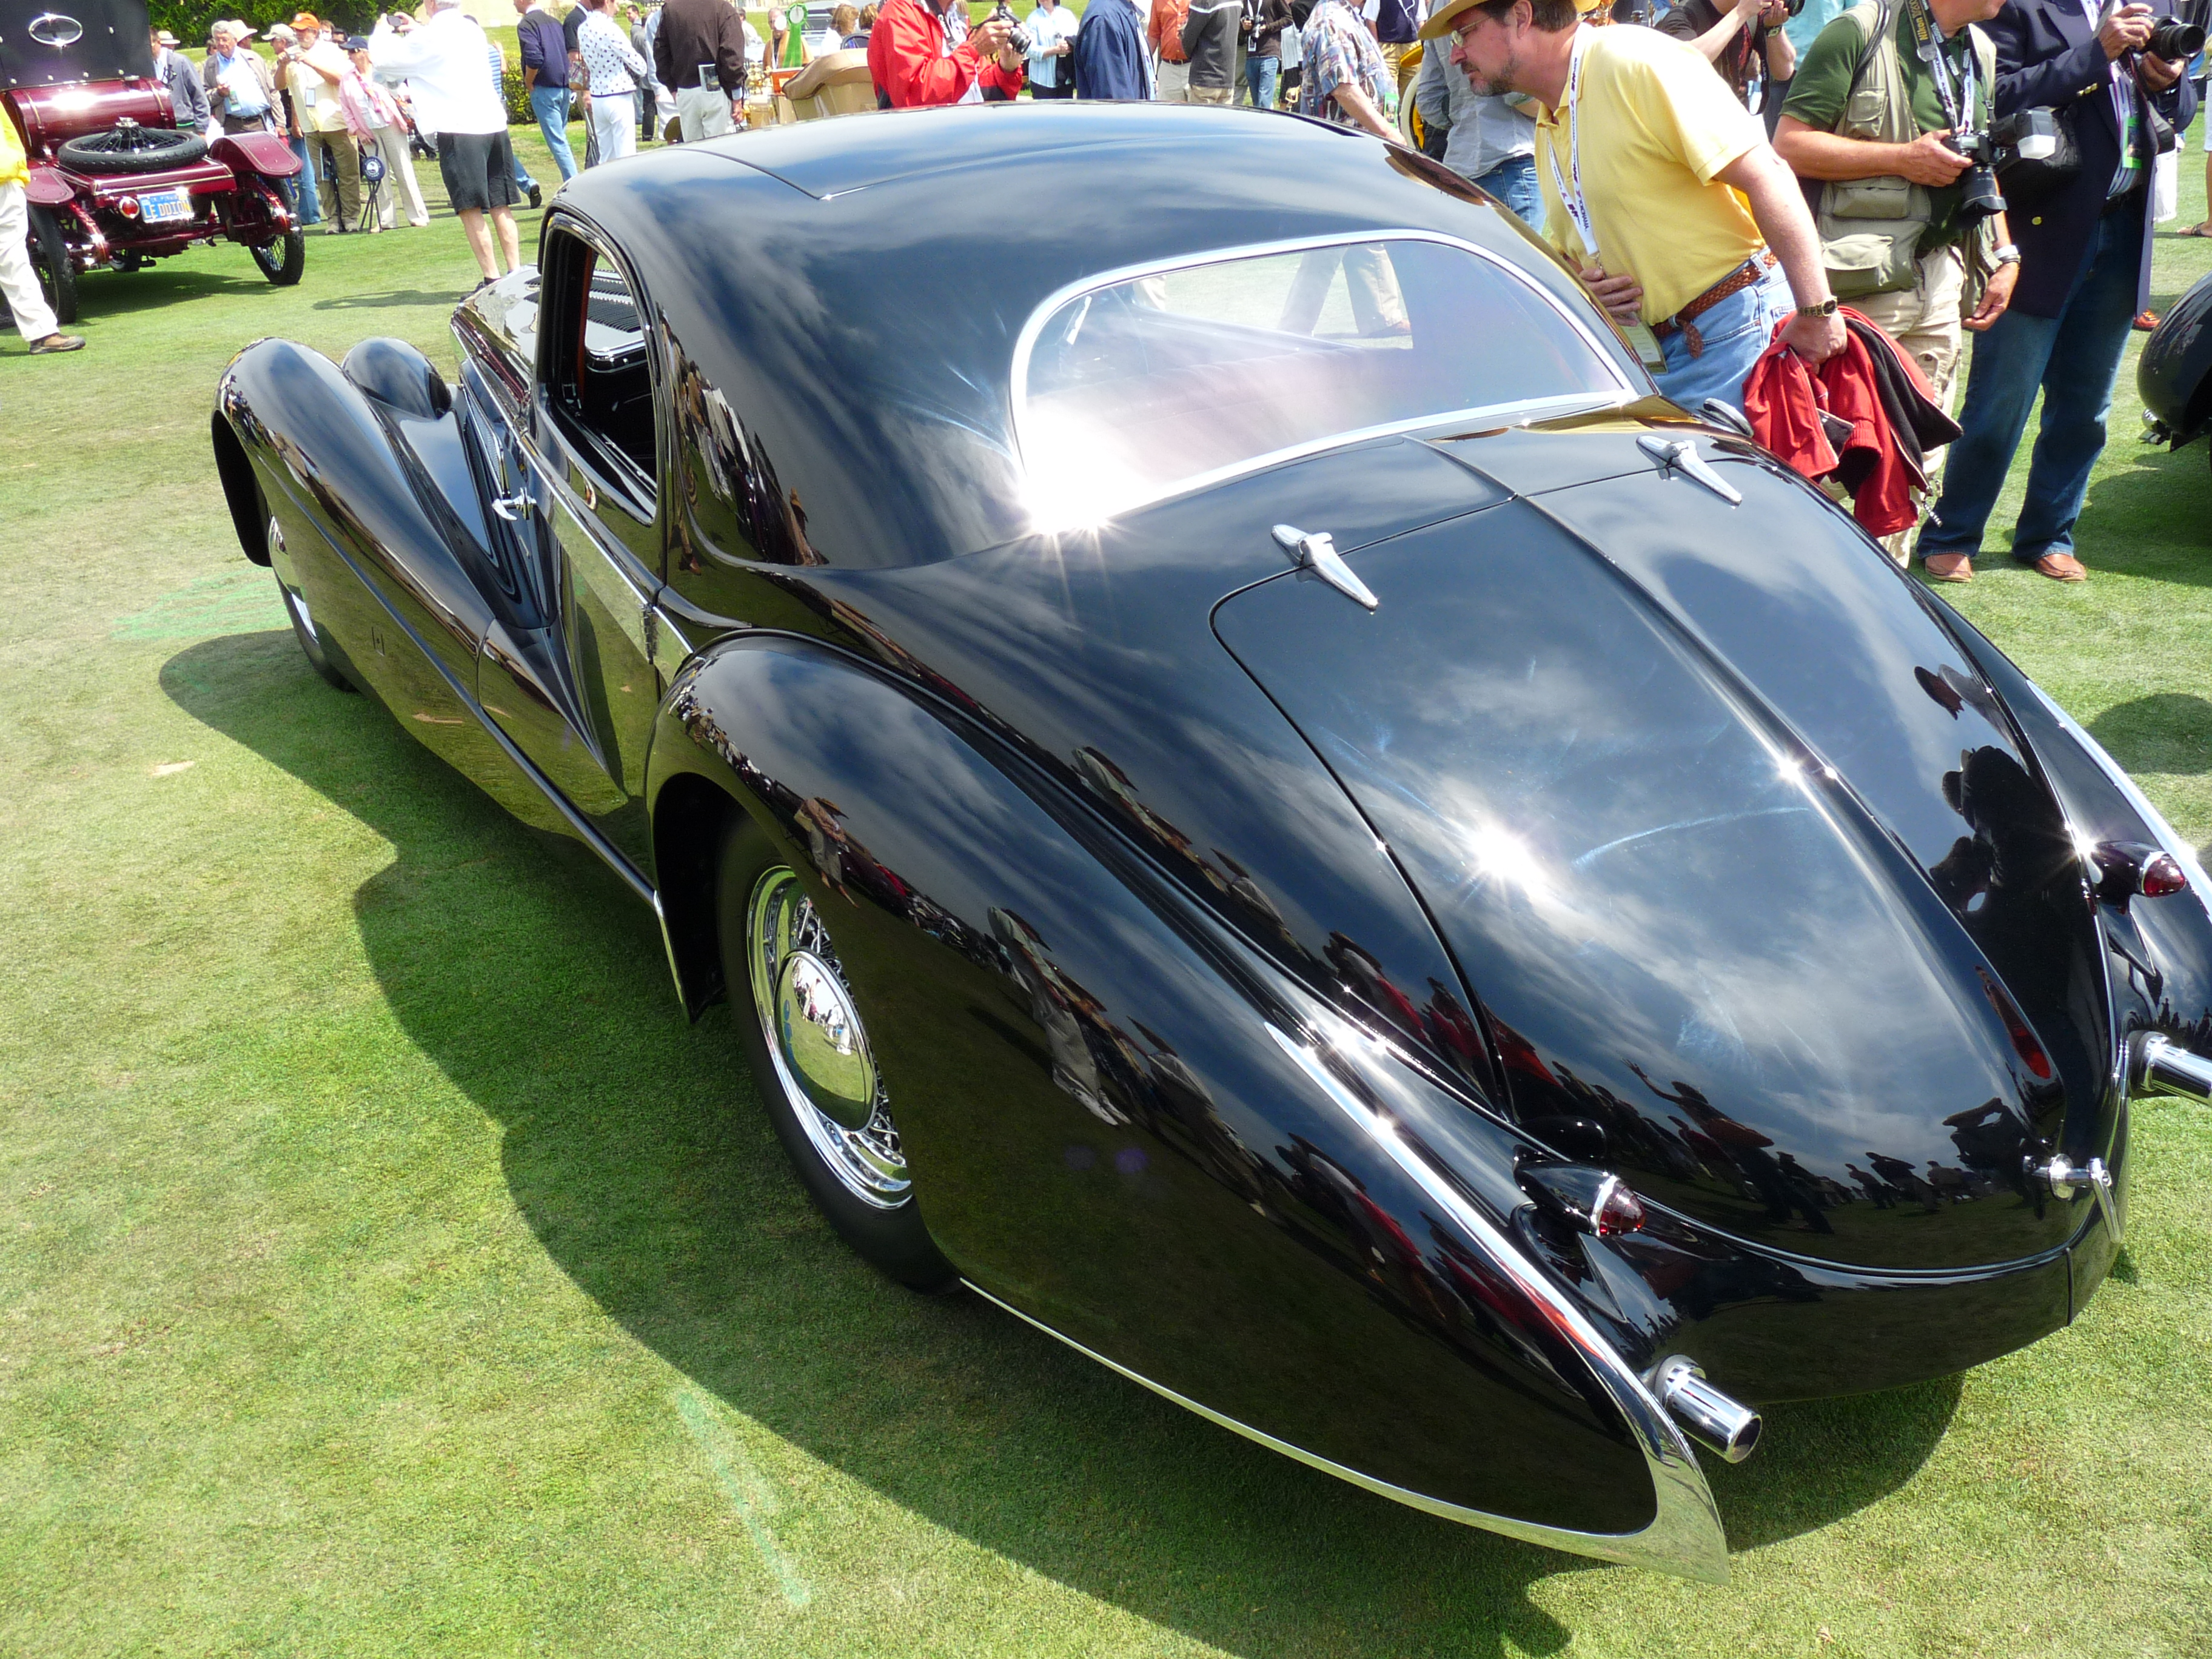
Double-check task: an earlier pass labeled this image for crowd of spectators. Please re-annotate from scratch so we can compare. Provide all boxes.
[10,0,2199,575]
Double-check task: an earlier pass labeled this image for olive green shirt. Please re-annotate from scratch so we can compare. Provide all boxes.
[1781,3,1989,249]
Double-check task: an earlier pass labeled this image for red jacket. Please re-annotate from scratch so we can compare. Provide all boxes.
[868,0,1024,107]
[1742,309,1945,540]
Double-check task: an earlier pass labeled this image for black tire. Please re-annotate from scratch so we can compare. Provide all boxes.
[714,814,956,1290]
[249,227,306,287]
[56,125,208,174]
[25,205,76,327]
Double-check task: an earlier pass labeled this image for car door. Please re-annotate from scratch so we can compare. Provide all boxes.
[474,220,667,874]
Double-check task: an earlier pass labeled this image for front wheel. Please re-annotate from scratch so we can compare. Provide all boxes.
[25,205,76,327]
[715,816,954,1289]
[264,508,354,692]
[249,226,305,287]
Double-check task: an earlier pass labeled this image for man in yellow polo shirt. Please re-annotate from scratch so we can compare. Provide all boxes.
[1424,0,1843,411]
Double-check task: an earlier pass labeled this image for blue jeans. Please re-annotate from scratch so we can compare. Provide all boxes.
[1245,53,1279,109]
[1919,205,2143,565]
[1654,263,1791,414]
[530,85,578,181]
[286,133,321,223]
[1472,155,1540,226]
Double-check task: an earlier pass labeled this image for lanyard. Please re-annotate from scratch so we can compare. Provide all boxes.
[1545,26,1597,261]
[1902,0,1976,135]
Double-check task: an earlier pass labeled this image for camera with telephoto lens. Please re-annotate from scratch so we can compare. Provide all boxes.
[2147,18,2207,59]
[991,0,1033,55]
[1941,109,2060,222]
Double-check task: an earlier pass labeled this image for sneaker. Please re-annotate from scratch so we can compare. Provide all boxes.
[28,333,85,354]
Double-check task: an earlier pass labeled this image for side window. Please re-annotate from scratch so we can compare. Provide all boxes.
[541,227,658,498]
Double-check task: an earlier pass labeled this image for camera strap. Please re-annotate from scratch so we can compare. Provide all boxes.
[1902,0,1976,135]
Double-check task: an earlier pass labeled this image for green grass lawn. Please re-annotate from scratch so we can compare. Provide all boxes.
[3,126,2211,1657]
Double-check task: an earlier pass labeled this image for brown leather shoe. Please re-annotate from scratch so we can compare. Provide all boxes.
[1923,552,1974,583]
[2032,551,2087,582]
[27,333,84,354]
[2134,310,2160,332]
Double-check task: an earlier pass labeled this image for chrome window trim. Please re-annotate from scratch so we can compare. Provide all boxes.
[1007,229,1640,528]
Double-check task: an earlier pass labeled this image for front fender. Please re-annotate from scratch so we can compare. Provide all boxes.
[2139,269,2212,446]
[212,337,572,839]
[647,631,1734,1581]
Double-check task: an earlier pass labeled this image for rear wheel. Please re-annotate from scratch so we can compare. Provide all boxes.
[249,227,306,287]
[25,205,76,327]
[714,816,954,1289]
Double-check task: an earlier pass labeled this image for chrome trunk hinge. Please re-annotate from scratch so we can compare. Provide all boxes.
[1272,523,1380,612]
[1637,435,1743,506]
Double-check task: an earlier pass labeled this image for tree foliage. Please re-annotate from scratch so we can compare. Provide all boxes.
[148,0,383,47]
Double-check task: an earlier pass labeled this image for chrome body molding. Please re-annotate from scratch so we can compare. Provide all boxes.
[967,1261,1733,1584]
[1262,1024,1731,1583]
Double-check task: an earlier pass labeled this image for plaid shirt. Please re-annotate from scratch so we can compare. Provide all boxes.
[1297,0,1387,127]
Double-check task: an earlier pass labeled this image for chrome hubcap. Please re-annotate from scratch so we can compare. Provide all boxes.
[746,867,908,1207]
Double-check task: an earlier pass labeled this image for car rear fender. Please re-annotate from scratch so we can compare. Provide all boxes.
[646,629,1737,1582]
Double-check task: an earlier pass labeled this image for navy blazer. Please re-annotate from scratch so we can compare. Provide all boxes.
[1985,0,2197,317]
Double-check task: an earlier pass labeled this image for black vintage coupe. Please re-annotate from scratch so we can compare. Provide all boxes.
[208,104,2212,1583]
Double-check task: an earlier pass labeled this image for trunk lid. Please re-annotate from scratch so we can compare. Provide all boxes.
[1213,432,2108,1271]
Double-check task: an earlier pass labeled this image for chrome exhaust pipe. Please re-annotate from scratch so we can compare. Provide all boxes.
[1648,1356,1761,1464]
[2131,1031,2212,1104]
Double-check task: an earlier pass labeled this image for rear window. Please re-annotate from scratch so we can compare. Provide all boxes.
[1014,235,1629,526]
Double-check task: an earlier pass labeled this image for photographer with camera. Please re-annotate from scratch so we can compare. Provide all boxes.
[370,0,524,284]
[1911,0,2198,581]
[1772,0,2019,563]
[868,0,1024,104]
[1658,0,1799,112]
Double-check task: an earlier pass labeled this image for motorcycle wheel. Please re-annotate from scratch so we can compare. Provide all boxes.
[249,226,306,287]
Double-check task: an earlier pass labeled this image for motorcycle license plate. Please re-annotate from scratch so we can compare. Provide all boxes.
[138,189,192,225]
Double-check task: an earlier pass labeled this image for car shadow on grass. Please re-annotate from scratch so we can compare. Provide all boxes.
[312,288,475,310]
[62,261,283,318]
[164,628,1959,1655]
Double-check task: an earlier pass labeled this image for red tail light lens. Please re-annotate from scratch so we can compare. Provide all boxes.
[118,195,139,218]
[2142,853,2187,898]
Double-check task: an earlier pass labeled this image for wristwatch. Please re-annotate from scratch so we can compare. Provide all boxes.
[1796,297,1840,318]
[1991,242,2023,267]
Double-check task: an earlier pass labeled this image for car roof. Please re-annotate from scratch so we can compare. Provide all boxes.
[545,105,1627,569]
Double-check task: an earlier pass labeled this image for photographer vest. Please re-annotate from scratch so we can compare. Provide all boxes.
[1815,0,1995,298]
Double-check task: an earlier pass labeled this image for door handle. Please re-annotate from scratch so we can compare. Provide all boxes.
[491,489,534,521]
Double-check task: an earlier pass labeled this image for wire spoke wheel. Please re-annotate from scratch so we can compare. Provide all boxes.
[745,866,910,1207]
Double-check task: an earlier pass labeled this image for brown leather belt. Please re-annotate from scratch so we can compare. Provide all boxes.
[1653,250,1780,359]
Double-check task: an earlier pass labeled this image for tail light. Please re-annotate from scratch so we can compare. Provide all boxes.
[2092,839,2188,904]
[117,195,140,218]
[1518,1162,1646,1237]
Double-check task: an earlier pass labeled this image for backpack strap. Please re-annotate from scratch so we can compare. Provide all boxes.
[1851,0,1900,96]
